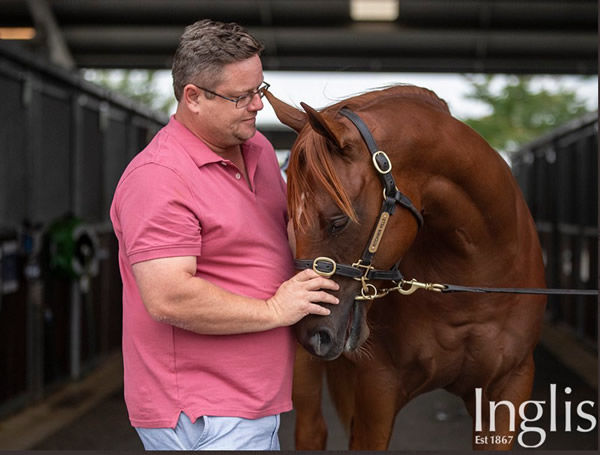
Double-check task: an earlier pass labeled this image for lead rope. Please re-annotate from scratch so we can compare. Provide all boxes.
[354,278,598,301]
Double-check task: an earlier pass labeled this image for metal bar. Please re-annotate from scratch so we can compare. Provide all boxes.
[25,0,75,69]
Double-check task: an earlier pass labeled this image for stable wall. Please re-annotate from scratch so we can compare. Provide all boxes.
[512,112,598,349]
[0,43,167,416]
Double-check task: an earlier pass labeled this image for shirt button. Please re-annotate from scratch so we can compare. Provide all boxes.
[235,172,241,180]
[221,161,227,166]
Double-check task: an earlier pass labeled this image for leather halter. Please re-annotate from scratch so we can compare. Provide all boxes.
[293,109,600,300]
[294,108,423,297]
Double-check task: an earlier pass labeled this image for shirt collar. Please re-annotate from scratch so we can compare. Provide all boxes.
[166,115,263,169]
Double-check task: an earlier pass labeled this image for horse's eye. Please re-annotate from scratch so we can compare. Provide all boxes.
[329,215,349,235]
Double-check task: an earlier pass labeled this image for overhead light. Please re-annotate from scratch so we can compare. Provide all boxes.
[350,0,399,22]
[0,27,36,40]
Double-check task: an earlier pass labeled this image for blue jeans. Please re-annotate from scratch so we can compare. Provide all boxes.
[135,412,281,450]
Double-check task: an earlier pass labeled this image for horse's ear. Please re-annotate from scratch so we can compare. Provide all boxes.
[300,102,344,149]
[263,90,306,133]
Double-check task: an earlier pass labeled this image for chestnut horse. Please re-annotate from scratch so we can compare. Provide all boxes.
[264,85,547,450]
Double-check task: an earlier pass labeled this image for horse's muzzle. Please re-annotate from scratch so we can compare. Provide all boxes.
[296,298,368,360]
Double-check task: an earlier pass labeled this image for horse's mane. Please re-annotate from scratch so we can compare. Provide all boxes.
[332,84,450,114]
[288,85,449,230]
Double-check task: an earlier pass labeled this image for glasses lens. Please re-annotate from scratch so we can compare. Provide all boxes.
[236,83,268,108]
[236,95,251,109]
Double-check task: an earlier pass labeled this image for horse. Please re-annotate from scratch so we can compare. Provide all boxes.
[264,85,547,450]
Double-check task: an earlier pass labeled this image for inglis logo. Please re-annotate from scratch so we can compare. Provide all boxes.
[475,384,597,448]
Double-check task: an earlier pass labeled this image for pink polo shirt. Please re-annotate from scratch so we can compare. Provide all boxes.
[110,116,295,428]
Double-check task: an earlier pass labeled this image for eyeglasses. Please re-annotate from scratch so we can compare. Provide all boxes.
[193,81,270,109]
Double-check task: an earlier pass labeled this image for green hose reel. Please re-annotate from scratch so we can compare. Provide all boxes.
[45,216,99,280]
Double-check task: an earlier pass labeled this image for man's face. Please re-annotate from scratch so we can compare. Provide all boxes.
[195,55,265,148]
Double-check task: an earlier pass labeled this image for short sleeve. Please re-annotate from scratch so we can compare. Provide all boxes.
[113,163,203,264]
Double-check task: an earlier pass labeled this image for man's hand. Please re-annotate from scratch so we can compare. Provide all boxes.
[266,269,339,327]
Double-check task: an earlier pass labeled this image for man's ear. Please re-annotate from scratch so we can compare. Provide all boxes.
[300,102,345,150]
[182,84,203,111]
[263,90,307,132]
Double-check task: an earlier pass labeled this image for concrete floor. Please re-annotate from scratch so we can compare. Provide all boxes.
[18,344,596,451]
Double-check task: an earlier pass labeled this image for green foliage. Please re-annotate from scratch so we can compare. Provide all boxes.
[81,69,176,115]
[461,75,594,154]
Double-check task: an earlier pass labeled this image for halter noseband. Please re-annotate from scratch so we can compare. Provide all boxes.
[294,107,423,300]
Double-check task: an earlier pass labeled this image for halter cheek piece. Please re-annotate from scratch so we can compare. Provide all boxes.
[294,108,424,300]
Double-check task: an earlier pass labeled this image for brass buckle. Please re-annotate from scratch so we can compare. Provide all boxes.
[312,256,337,278]
[372,150,392,175]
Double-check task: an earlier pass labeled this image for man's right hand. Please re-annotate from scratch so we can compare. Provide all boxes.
[266,269,339,327]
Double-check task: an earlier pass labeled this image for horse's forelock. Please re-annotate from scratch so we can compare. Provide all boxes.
[288,129,357,232]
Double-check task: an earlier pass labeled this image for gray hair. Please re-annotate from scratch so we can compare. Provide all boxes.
[172,19,264,101]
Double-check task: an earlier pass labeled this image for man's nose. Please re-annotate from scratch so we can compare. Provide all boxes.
[247,92,264,111]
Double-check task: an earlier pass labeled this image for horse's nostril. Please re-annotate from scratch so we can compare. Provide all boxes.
[308,328,334,357]
[317,329,331,346]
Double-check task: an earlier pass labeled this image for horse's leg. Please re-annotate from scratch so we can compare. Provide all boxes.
[293,344,327,450]
[347,362,400,450]
[324,354,357,430]
[463,354,535,450]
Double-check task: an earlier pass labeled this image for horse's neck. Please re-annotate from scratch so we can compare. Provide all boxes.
[423,176,504,244]
[415,147,523,269]
[406,162,543,291]
[356,99,542,288]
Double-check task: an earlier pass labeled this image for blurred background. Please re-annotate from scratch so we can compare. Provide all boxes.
[0,0,597,450]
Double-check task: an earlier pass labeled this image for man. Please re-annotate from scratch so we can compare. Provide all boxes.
[110,19,338,450]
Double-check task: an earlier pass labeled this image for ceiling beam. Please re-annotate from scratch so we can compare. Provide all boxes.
[3,0,595,29]
[0,0,596,74]
[61,25,596,74]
